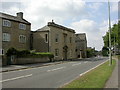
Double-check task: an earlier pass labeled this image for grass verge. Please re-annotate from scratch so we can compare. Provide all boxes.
[62,60,116,88]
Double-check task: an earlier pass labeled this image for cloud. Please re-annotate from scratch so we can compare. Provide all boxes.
[21,0,88,30]
[88,2,103,11]
[70,19,108,50]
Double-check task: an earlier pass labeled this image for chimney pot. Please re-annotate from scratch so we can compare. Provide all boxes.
[17,12,23,19]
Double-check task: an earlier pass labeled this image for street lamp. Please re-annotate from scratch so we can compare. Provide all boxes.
[108,0,112,65]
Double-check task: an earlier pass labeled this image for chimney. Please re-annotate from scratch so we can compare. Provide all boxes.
[17,12,23,19]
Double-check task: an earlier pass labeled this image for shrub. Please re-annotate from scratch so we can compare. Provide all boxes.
[6,47,18,56]
[17,50,30,57]
[6,48,54,59]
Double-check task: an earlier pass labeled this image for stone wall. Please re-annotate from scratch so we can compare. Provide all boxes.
[12,56,50,64]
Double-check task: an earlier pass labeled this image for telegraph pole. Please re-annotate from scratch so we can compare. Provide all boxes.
[108,0,112,65]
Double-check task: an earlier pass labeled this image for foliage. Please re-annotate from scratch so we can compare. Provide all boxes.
[87,48,95,58]
[102,46,109,56]
[6,47,18,56]
[6,48,54,59]
[62,60,116,88]
[103,21,120,48]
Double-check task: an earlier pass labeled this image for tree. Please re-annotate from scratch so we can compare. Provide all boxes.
[103,21,120,54]
[102,46,109,56]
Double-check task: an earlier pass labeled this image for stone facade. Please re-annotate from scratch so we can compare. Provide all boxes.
[33,21,76,60]
[1,12,31,54]
[1,12,87,62]
[75,33,87,58]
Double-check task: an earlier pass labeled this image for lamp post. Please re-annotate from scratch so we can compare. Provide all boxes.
[108,0,112,65]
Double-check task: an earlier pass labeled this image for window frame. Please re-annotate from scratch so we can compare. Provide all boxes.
[3,20,11,27]
[45,34,48,43]
[55,49,59,57]
[19,35,26,43]
[19,23,26,30]
[2,33,11,42]
[55,34,59,43]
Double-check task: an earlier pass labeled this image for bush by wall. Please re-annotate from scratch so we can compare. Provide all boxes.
[6,48,54,59]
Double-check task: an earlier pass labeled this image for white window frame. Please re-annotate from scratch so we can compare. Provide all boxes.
[19,23,26,30]
[3,20,11,27]
[19,35,26,43]
[2,33,10,42]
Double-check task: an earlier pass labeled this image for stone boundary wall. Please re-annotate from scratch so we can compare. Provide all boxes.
[12,56,50,64]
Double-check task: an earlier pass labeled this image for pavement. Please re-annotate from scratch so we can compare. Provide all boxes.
[1,57,108,88]
[1,61,66,73]
[104,57,119,89]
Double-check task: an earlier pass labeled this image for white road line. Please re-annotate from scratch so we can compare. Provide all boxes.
[80,60,108,76]
[47,67,66,72]
[84,61,88,63]
[72,63,81,66]
[0,74,32,83]
[61,60,108,87]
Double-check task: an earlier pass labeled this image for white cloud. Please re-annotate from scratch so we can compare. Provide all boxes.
[21,0,87,30]
[70,19,109,50]
[88,2,103,11]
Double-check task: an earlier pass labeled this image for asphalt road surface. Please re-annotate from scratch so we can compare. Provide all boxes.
[2,57,108,88]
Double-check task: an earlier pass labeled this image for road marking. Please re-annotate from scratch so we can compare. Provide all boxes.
[1,74,32,83]
[72,63,81,66]
[60,60,108,87]
[84,61,88,63]
[79,60,108,76]
[47,67,66,72]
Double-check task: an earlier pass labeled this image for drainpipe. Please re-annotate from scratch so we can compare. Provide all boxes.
[48,31,49,52]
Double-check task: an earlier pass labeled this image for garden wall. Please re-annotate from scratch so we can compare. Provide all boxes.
[12,56,50,64]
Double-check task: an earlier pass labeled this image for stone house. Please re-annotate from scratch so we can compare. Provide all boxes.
[75,33,87,58]
[0,12,31,55]
[32,21,76,60]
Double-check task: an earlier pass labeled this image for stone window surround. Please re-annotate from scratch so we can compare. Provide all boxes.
[55,49,59,57]
[3,20,11,27]
[19,35,26,43]
[55,34,59,43]
[2,33,11,42]
[45,34,48,43]
[19,23,26,30]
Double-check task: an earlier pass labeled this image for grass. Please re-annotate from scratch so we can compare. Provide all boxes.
[62,60,116,88]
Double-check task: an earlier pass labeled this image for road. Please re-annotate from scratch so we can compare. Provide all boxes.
[2,57,108,88]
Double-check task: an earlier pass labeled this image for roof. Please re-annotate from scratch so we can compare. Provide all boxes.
[0,12,31,25]
[37,26,50,32]
[37,21,75,33]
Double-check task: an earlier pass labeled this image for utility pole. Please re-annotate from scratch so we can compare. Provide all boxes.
[108,0,112,65]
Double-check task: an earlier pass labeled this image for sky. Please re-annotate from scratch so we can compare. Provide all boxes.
[0,0,118,51]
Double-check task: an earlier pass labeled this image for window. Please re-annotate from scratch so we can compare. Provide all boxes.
[45,34,48,43]
[70,49,72,57]
[19,35,26,43]
[2,33,10,41]
[64,34,67,43]
[55,34,59,43]
[2,49,4,55]
[0,49,4,55]
[3,20,11,27]
[19,23,26,30]
[55,49,59,56]
[70,37,72,43]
